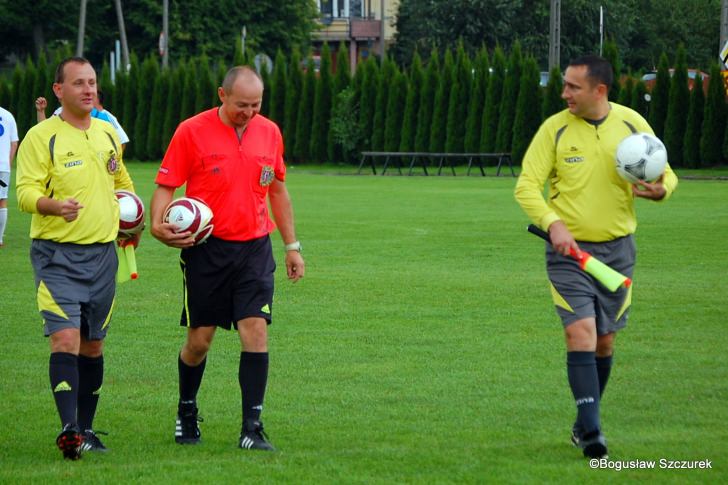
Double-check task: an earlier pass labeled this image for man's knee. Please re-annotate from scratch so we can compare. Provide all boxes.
[183,328,215,360]
[596,333,615,357]
[238,318,268,352]
[564,318,597,351]
[80,337,104,357]
[50,328,80,354]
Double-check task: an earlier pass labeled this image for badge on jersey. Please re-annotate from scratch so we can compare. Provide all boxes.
[259,165,274,187]
[106,150,118,174]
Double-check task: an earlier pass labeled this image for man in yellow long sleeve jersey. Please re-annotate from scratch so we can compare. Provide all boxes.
[16,57,137,460]
[514,55,678,459]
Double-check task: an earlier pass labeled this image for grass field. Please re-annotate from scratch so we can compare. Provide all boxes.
[1,162,727,484]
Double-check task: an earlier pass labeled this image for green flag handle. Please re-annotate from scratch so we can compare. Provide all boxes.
[124,244,138,280]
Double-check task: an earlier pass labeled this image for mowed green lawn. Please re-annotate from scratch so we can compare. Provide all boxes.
[1,162,726,483]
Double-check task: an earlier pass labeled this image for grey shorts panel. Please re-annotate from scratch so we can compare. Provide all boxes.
[31,239,118,339]
[0,171,9,199]
[546,235,635,334]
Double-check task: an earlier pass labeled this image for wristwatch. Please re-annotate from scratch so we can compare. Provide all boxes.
[284,241,302,252]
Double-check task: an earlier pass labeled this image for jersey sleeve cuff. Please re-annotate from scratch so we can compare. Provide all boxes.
[539,213,561,232]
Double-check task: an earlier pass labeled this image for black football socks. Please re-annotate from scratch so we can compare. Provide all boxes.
[178,354,206,406]
[567,351,601,436]
[239,352,269,422]
[77,354,104,431]
[49,352,79,427]
[596,354,613,397]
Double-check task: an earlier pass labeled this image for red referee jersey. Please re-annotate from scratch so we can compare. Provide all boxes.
[156,108,286,241]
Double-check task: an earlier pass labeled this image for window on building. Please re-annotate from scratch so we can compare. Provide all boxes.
[320,0,364,19]
[350,0,363,17]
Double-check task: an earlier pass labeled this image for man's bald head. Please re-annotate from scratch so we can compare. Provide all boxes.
[217,65,264,130]
[221,66,264,95]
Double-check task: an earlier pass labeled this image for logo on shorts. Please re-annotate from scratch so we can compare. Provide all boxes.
[106,150,118,174]
[259,166,274,187]
[260,304,271,314]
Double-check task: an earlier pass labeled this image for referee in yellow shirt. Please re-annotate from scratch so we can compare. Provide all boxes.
[16,57,137,460]
[515,55,678,459]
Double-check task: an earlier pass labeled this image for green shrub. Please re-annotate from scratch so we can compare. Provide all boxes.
[464,47,489,153]
[648,53,670,139]
[699,63,728,165]
[663,45,689,166]
[511,56,542,164]
[542,66,564,120]
[414,49,439,152]
[429,49,454,153]
[682,72,704,168]
[495,42,522,153]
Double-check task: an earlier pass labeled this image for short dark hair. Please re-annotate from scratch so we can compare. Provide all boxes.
[568,55,613,91]
[97,89,104,105]
[221,65,263,94]
[55,56,92,83]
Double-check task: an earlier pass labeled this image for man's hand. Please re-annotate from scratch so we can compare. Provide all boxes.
[59,198,84,222]
[149,185,194,248]
[285,251,305,282]
[632,174,666,200]
[150,221,195,249]
[548,220,581,258]
[118,231,142,249]
[35,97,47,112]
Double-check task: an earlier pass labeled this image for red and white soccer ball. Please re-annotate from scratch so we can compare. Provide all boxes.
[615,133,667,184]
[163,197,214,245]
[116,190,145,236]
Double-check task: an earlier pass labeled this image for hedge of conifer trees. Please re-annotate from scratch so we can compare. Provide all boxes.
[1,41,726,167]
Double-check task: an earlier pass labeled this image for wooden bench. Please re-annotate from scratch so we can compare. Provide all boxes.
[357,151,514,177]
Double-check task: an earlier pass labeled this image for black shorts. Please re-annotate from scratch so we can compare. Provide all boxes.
[179,235,275,329]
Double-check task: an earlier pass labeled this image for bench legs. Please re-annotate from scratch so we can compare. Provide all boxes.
[357,154,377,175]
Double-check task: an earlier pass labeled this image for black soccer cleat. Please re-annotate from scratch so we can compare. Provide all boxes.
[570,422,583,447]
[56,423,83,460]
[572,429,608,459]
[80,430,108,453]
[239,419,275,451]
[175,405,203,444]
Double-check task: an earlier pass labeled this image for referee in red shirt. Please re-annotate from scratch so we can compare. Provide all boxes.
[150,66,304,451]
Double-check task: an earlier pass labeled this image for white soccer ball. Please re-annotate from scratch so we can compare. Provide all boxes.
[615,133,667,184]
[116,190,145,235]
[163,197,214,245]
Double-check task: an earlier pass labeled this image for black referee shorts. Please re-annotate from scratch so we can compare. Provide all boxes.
[179,235,275,330]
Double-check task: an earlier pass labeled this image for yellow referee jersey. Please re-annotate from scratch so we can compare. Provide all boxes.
[16,116,134,244]
[515,103,678,242]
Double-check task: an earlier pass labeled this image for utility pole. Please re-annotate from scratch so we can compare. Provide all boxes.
[242,25,247,59]
[76,0,87,57]
[379,0,385,58]
[162,0,169,69]
[721,0,728,55]
[599,6,604,56]
[114,0,131,71]
[549,0,561,72]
